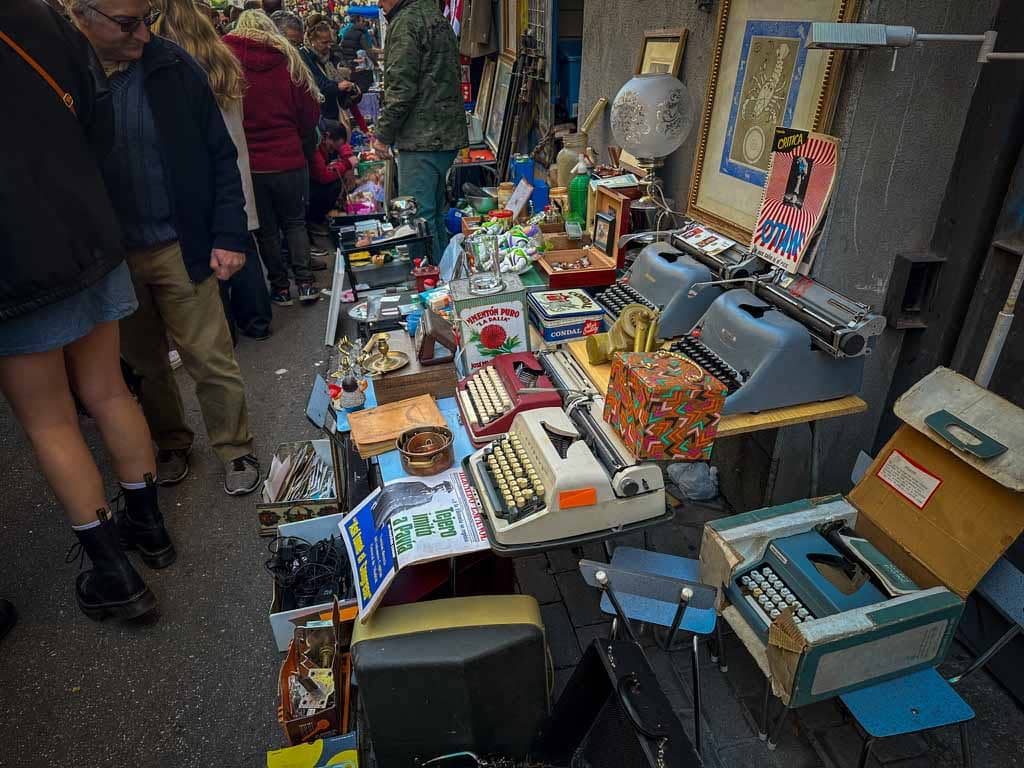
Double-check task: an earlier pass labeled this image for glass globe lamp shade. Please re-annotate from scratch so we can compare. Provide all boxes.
[610,74,693,161]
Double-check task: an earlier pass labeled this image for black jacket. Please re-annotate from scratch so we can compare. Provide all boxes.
[299,45,361,123]
[122,36,248,281]
[0,0,127,321]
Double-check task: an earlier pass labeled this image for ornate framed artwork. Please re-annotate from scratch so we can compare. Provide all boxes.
[474,58,496,126]
[636,28,688,77]
[502,0,520,58]
[484,56,515,154]
[687,0,860,241]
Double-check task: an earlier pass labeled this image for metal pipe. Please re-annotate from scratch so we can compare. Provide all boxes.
[916,33,987,43]
[975,251,1024,387]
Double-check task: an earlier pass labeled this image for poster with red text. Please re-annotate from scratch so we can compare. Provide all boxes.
[750,128,839,274]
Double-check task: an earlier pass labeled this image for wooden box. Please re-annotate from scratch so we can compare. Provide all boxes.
[603,351,727,460]
[537,233,616,289]
[372,330,457,406]
[592,185,643,268]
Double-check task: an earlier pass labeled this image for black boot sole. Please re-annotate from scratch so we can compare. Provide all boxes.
[78,587,158,621]
[120,538,177,570]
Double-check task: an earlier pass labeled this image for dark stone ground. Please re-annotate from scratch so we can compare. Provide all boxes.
[1,249,1022,767]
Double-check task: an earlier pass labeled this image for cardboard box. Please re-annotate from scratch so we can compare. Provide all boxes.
[270,512,358,651]
[461,215,482,236]
[603,352,726,460]
[258,440,343,537]
[700,368,1024,707]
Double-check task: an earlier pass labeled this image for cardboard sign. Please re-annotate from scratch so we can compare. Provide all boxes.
[751,128,839,274]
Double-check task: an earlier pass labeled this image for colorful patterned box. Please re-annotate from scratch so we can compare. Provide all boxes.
[603,351,727,460]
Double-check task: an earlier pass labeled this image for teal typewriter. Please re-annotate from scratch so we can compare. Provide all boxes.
[727,525,919,641]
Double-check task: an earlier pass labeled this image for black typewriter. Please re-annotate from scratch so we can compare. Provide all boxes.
[591,281,657,322]
[669,335,744,395]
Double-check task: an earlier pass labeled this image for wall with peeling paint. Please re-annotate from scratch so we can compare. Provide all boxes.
[577,0,999,501]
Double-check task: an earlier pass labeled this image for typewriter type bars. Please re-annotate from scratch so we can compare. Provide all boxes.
[591,281,657,323]
[456,353,562,446]
[481,433,546,524]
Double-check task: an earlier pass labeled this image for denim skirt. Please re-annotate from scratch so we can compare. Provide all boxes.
[0,262,139,356]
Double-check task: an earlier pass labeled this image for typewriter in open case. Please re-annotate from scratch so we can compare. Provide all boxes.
[464,399,668,554]
[593,223,765,338]
[726,524,918,642]
[455,352,563,446]
[667,272,885,414]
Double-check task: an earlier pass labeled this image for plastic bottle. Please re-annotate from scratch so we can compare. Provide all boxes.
[568,158,590,225]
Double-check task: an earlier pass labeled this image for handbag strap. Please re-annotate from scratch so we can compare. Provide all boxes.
[0,27,76,115]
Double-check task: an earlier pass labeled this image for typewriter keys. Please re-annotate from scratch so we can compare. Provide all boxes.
[483,433,545,523]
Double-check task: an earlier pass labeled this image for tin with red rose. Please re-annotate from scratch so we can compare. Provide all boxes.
[450,274,531,371]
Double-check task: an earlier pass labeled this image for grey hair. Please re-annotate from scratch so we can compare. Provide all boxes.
[271,10,304,36]
[64,0,102,21]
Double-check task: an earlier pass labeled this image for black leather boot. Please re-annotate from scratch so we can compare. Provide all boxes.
[0,598,15,643]
[69,509,157,621]
[116,474,176,569]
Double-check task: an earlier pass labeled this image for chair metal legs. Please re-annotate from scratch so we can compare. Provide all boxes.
[856,736,876,768]
[691,634,703,759]
[948,625,1022,685]
[715,620,728,672]
[960,721,974,768]
[759,677,772,741]
[766,705,790,750]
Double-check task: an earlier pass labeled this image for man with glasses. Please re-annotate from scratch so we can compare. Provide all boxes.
[70,0,262,497]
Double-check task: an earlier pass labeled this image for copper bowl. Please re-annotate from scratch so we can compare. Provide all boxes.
[397,426,454,476]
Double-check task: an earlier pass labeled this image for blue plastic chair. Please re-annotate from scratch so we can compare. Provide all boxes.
[840,668,975,768]
[596,547,726,755]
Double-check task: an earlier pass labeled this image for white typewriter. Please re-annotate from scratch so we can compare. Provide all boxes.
[464,401,667,554]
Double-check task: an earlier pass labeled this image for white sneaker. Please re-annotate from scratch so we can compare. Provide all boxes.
[169,350,183,370]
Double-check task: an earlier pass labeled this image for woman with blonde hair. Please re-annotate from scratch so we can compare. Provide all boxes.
[152,0,272,340]
[224,10,322,305]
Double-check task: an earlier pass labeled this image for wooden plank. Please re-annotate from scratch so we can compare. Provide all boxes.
[565,339,868,437]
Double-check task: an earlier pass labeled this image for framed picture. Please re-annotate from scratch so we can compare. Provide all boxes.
[502,0,520,58]
[484,56,515,154]
[593,185,643,268]
[687,0,860,241]
[636,28,688,77]
[474,58,496,125]
[593,212,616,256]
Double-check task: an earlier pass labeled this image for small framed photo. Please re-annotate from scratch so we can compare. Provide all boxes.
[593,212,616,256]
[636,28,688,77]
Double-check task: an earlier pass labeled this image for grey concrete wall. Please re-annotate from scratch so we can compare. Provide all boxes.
[578,0,999,500]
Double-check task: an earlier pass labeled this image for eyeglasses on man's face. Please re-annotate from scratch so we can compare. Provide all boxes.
[90,5,161,35]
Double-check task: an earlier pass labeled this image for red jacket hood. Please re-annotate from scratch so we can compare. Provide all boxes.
[223,35,287,73]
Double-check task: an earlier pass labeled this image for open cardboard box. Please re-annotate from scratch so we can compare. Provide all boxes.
[700,368,1024,707]
[257,439,342,537]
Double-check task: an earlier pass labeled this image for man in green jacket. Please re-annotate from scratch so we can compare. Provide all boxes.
[372,0,468,262]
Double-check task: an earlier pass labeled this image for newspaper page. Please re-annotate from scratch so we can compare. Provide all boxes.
[340,467,488,622]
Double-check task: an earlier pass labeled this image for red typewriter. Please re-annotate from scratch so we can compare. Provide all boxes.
[455,352,563,447]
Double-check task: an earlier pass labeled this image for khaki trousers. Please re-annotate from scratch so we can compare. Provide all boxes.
[120,241,254,463]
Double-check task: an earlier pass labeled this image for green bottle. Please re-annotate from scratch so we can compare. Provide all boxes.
[568,157,590,225]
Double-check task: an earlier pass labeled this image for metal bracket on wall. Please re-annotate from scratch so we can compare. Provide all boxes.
[883,251,947,329]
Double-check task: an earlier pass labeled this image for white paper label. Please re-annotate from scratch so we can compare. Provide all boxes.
[876,450,942,509]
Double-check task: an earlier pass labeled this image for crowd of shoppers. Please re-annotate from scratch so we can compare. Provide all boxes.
[0,0,466,637]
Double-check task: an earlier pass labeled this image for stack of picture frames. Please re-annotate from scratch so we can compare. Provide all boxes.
[687,0,861,244]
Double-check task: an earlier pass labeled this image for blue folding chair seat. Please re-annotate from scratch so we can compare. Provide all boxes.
[840,667,974,768]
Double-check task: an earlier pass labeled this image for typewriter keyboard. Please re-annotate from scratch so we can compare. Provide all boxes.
[593,282,657,319]
[482,433,546,523]
[465,366,512,426]
[669,336,743,394]
[738,566,815,627]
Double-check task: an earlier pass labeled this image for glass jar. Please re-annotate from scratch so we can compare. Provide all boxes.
[488,209,514,231]
[468,234,504,295]
[549,187,570,221]
[497,181,515,210]
[556,132,587,188]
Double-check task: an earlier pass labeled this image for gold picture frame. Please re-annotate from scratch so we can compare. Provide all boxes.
[502,0,520,58]
[636,28,688,77]
[484,55,515,154]
[687,0,860,242]
[474,58,496,126]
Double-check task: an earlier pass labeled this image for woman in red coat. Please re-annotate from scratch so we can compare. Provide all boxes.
[224,10,321,305]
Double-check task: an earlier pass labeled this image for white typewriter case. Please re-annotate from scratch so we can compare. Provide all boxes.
[700,367,1024,707]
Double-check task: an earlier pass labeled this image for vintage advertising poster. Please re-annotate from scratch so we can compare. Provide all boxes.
[750,128,838,273]
[340,469,488,622]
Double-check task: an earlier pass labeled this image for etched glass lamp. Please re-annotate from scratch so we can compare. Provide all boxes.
[610,74,693,208]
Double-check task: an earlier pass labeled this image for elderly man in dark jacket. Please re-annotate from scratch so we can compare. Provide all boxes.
[71,0,261,496]
[373,0,468,262]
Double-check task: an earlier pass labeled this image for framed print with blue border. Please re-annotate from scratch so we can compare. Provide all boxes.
[687,0,860,241]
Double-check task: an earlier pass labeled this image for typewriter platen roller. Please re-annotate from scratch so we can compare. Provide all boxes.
[464,404,667,554]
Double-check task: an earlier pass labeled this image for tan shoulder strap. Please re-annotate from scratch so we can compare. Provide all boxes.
[0,27,76,116]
